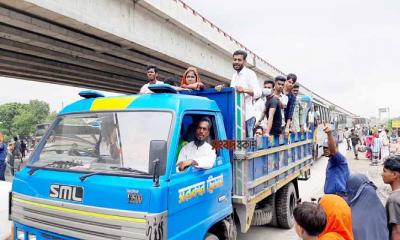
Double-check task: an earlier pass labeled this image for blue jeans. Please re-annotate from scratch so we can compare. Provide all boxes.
[0,162,6,181]
[246,117,256,138]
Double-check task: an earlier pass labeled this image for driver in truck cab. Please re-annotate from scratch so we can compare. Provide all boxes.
[176,117,216,172]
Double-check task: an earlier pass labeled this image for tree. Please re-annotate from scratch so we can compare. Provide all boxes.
[13,112,36,137]
[45,111,58,123]
[0,103,25,136]
[28,100,50,123]
[0,100,51,138]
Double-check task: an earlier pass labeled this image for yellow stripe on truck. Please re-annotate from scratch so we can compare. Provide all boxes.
[13,197,146,223]
[90,96,138,111]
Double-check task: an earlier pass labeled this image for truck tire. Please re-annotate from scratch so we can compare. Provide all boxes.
[276,182,296,229]
[251,205,273,226]
[205,233,219,240]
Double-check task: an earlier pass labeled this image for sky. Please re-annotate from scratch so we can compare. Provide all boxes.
[0,0,399,118]
[182,0,400,118]
[0,78,118,112]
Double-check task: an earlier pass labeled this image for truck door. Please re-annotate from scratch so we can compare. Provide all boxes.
[167,113,232,240]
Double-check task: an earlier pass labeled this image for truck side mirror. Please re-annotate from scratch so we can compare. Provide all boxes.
[149,140,167,185]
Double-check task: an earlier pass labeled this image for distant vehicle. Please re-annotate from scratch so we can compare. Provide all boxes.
[312,100,331,159]
[33,123,50,147]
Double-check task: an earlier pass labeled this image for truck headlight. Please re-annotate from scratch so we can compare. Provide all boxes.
[28,233,37,240]
[16,228,25,240]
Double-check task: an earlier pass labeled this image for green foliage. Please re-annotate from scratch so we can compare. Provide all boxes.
[44,111,58,123]
[0,103,25,136]
[13,111,36,137]
[0,100,53,138]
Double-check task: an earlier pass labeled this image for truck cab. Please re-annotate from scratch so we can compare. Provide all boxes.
[10,86,314,240]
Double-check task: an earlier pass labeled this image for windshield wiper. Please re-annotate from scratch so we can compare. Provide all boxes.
[109,166,148,175]
[28,161,83,176]
[28,163,52,176]
[80,167,148,182]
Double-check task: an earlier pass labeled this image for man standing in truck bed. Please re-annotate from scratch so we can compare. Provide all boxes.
[216,50,261,138]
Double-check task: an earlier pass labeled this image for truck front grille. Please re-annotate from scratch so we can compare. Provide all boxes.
[11,193,167,240]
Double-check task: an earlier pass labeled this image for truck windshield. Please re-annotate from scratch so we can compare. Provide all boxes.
[29,111,172,175]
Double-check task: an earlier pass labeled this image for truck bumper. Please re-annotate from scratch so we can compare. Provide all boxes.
[11,193,167,240]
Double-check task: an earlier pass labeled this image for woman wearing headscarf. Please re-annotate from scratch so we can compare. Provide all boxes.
[346,173,388,240]
[180,67,205,90]
[319,194,354,240]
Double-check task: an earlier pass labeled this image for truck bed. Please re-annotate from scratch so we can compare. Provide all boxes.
[185,88,313,204]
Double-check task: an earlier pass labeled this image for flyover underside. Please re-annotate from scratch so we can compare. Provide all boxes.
[0,3,224,93]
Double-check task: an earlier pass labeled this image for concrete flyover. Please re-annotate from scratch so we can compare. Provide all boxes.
[0,0,282,93]
[0,0,354,116]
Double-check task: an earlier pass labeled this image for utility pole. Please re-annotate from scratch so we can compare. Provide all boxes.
[378,107,390,123]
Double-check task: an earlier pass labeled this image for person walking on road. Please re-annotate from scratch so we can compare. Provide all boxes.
[381,129,390,160]
[382,155,400,239]
[20,140,27,159]
[371,133,383,166]
[346,173,389,240]
[13,136,22,163]
[322,124,350,196]
[364,133,374,160]
[0,132,7,181]
[349,129,361,160]
[343,127,351,150]
[319,194,354,240]
[6,143,16,177]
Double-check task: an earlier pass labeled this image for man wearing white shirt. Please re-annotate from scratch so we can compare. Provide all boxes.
[140,65,164,94]
[176,117,216,172]
[226,50,262,137]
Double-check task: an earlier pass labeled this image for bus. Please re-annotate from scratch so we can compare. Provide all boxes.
[312,100,331,160]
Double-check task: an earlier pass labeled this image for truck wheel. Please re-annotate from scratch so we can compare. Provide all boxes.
[276,182,296,229]
[205,233,219,240]
[251,205,273,226]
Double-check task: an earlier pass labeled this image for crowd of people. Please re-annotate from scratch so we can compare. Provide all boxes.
[293,123,400,240]
[294,155,400,240]
[140,49,309,140]
[0,133,27,180]
[343,126,400,165]
[138,49,400,240]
